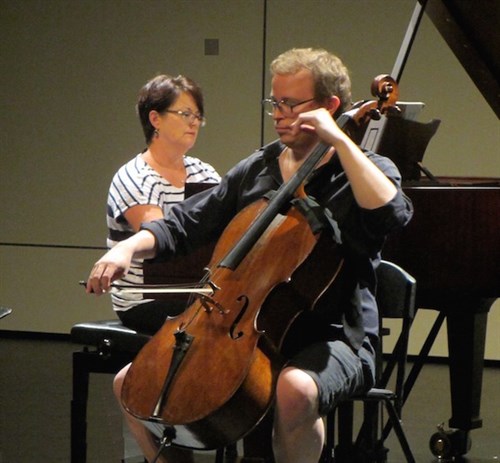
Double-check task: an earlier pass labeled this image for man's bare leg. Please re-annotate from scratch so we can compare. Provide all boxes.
[113,364,194,463]
[273,367,324,463]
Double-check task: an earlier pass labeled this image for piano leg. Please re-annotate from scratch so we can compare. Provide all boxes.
[430,296,496,457]
[445,297,494,431]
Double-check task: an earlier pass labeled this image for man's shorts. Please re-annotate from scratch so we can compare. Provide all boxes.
[287,337,376,416]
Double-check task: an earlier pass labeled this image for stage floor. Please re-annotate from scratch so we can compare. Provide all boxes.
[0,334,498,462]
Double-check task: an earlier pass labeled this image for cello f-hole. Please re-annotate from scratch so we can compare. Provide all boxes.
[229,294,250,340]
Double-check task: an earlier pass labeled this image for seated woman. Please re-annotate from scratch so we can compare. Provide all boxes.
[105,73,220,334]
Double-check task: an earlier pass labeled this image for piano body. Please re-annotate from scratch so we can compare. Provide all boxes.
[378,0,499,457]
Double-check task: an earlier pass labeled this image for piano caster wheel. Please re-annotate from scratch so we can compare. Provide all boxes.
[429,423,471,460]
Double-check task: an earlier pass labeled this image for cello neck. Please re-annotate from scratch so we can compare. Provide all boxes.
[219,142,331,270]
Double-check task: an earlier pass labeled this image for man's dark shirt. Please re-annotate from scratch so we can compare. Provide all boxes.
[142,140,413,350]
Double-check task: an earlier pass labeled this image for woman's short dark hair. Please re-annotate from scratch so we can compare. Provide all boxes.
[137,74,204,144]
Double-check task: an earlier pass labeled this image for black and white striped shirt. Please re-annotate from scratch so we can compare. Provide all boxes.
[106,153,220,312]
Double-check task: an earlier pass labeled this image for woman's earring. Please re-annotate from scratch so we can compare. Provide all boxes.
[154,128,159,138]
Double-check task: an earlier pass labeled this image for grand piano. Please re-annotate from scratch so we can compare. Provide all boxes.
[377,0,499,457]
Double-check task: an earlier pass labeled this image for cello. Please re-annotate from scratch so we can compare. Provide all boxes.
[120,75,400,452]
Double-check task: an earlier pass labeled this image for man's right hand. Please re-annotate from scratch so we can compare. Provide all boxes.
[86,242,134,295]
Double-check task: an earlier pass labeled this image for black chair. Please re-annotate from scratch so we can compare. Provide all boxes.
[70,319,151,463]
[323,260,417,463]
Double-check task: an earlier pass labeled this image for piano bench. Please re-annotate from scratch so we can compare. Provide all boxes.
[70,319,151,463]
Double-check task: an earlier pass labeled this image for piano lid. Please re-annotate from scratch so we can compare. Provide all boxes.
[418,0,500,118]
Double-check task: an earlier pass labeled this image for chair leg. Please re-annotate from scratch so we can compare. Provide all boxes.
[323,412,335,463]
[71,351,90,463]
[225,443,238,461]
[71,345,136,463]
[326,404,364,463]
[337,402,354,449]
[383,400,415,463]
[214,443,238,463]
[355,401,379,450]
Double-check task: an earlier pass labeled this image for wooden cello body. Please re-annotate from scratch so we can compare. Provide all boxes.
[121,75,400,450]
[122,195,344,449]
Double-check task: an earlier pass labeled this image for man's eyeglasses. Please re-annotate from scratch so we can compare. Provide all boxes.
[261,97,316,117]
[165,109,206,126]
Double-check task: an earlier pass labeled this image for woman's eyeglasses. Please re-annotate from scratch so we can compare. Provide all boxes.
[165,109,206,126]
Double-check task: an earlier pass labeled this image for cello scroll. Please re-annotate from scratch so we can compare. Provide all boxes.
[341,74,400,143]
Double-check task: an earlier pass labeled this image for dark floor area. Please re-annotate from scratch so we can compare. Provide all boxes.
[0,334,498,462]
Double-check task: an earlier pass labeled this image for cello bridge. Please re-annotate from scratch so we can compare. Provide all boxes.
[199,294,228,315]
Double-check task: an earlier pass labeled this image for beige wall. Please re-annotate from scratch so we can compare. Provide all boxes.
[1,0,498,359]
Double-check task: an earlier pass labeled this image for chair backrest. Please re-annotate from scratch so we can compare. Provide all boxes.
[375,260,417,415]
[376,260,416,321]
